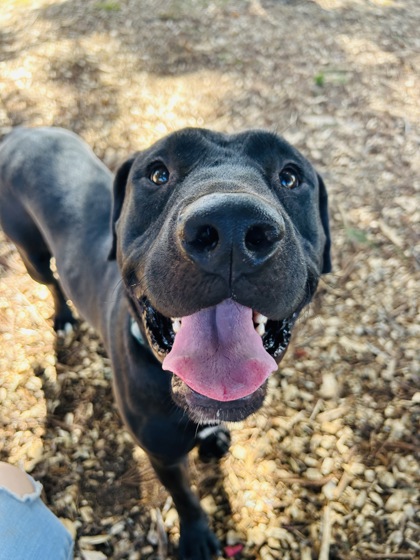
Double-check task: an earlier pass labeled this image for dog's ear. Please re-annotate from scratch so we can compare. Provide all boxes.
[317,173,332,274]
[108,156,136,261]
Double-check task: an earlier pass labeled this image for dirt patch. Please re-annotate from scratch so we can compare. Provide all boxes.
[0,1,419,559]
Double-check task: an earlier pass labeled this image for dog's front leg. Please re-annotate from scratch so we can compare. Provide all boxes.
[149,455,220,560]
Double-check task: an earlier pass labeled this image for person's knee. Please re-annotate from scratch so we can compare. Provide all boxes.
[0,462,35,496]
[0,462,74,560]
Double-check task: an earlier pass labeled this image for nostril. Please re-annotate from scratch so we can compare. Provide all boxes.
[188,225,219,252]
[245,224,281,252]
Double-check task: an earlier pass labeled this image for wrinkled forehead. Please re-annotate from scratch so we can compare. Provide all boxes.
[139,128,310,171]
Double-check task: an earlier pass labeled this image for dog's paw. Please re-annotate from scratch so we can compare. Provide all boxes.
[56,322,74,337]
[197,425,231,462]
[54,310,77,334]
[54,314,78,346]
[179,518,220,560]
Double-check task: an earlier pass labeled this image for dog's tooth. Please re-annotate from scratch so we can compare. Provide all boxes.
[253,312,268,325]
[256,323,265,336]
[172,319,181,333]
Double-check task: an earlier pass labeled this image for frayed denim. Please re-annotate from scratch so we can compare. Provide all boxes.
[0,473,73,560]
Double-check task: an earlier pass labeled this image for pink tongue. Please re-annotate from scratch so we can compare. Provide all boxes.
[162,299,277,402]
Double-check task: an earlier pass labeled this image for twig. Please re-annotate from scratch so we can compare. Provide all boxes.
[366,554,414,559]
[377,219,404,249]
[383,441,420,453]
[309,398,323,421]
[155,508,168,560]
[317,405,349,423]
[333,471,352,500]
[405,538,420,552]
[278,474,333,487]
[319,504,332,560]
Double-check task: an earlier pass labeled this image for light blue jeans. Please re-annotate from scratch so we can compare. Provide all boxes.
[0,473,73,560]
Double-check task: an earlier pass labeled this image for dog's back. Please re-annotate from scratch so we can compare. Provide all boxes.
[0,127,119,334]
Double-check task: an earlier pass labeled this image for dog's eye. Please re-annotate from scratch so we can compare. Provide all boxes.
[279,166,301,189]
[150,165,170,185]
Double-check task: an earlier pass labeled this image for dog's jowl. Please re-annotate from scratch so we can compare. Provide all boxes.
[0,127,331,559]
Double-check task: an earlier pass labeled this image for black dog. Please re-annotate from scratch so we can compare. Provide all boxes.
[0,127,330,559]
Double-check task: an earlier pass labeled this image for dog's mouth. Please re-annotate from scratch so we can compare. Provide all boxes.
[136,297,297,421]
[138,297,296,360]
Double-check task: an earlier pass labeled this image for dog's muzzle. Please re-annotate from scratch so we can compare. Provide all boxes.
[130,193,307,422]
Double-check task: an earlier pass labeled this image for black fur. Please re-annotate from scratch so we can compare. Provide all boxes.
[0,127,331,559]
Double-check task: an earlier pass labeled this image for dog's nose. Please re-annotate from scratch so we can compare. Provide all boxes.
[178,193,284,274]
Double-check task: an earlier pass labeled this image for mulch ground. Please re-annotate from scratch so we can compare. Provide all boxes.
[0,1,419,559]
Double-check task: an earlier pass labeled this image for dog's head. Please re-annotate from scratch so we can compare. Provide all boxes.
[109,129,331,424]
